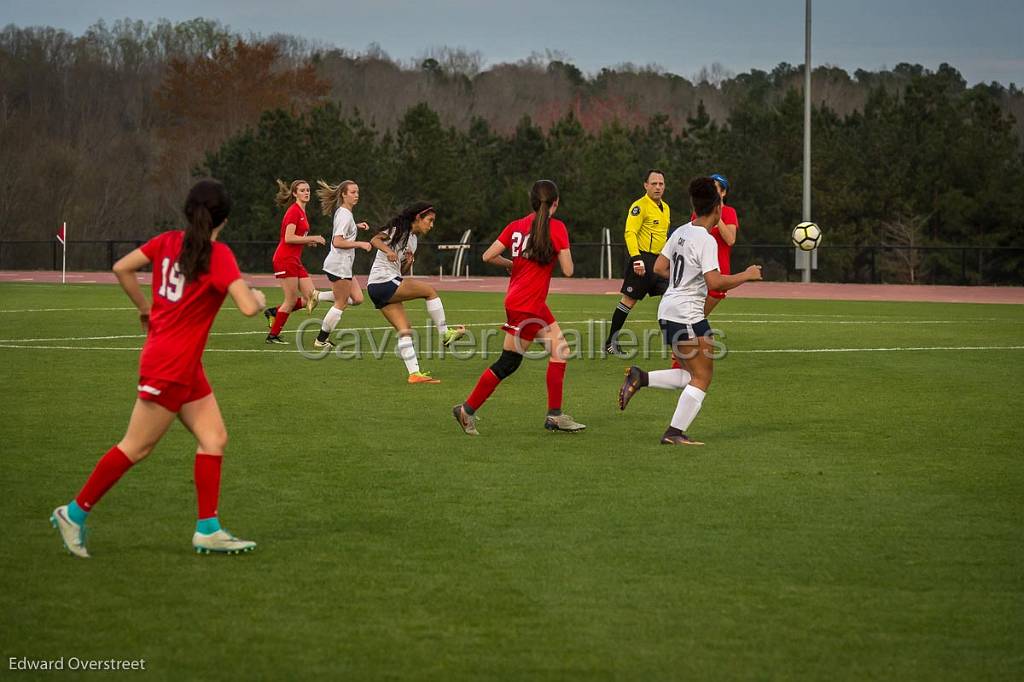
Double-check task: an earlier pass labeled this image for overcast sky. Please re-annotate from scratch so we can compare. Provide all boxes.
[5,0,1023,86]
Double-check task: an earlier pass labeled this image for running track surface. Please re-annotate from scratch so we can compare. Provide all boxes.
[1,271,1022,305]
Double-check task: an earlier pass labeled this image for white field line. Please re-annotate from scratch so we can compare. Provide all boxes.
[0,343,1022,356]
[4,316,1024,344]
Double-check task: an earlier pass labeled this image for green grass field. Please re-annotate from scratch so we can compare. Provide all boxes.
[1,282,1022,680]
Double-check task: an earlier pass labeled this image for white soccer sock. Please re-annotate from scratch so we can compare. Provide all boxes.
[321,306,343,334]
[396,335,420,374]
[425,297,448,334]
[648,368,691,390]
[670,385,706,432]
[318,290,335,302]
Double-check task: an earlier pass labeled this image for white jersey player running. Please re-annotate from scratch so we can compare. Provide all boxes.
[617,176,763,445]
[312,180,372,350]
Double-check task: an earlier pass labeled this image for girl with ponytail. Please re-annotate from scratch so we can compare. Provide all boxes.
[310,179,372,350]
[50,179,268,558]
[265,179,327,344]
[453,180,586,435]
[365,202,466,384]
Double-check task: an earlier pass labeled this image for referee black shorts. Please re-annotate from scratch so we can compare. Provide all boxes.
[620,251,669,300]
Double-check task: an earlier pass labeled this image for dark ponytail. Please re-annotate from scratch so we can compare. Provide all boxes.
[180,179,232,282]
[381,201,435,252]
[523,179,559,264]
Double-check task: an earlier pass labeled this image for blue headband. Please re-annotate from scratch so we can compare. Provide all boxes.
[710,173,729,191]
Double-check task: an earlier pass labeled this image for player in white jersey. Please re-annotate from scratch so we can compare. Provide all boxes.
[617,177,762,445]
[312,180,372,349]
[366,202,466,384]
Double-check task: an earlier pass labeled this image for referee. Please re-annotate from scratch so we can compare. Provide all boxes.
[604,169,670,355]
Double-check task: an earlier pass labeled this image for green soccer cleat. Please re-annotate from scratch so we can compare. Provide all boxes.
[50,505,89,558]
[452,404,479,436]
[441,325,467,348]
[544,413,587,433]
[192,529,256,555]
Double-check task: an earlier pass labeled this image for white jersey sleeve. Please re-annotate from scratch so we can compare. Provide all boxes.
[698,231,719,274]
[322,207,357,278]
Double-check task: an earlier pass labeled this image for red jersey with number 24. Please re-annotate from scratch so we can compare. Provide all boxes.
[138,230,242,382]
[498,214,570,314]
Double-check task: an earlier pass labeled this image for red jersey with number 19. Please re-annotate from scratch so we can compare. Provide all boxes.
[138,230,242,382]
[498,214,570,314]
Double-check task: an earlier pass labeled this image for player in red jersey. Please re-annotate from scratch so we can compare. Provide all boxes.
[50,179,267,558]
[453,180,586,435]
[690,173,739,316]
[265,179,326,344]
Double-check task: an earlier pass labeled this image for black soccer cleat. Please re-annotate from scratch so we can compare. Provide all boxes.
[263,307,277,329]
[660,427,704,446]
[265,334,287,345]
[618,366,647,411]
[604,342,625,357]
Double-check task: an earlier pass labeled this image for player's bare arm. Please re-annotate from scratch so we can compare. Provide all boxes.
[557,248,574,277]
[113,248,152,329]
[718,221,738,246]
[284,223,325,247]
[482,240,513,270]
[653,254,670,279]
[704,265,762,292]
[371,232,399,261]
[227,279,266,316]
[333,234,372,251]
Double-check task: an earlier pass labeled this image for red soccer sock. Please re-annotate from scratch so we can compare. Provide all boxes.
[270,309,290,336]
[671,358,682,369]
[75,446,135,512]
[295,297,305,310]
[546,361,566,411]
[466,369,501,411]
[194,453,223,520]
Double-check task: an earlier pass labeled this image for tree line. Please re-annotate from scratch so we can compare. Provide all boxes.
[2,18,1022,282]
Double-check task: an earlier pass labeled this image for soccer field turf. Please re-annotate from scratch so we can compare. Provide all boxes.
[1,282,1022,680]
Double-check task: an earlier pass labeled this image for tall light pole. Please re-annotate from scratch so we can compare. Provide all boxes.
[802,0,813,283]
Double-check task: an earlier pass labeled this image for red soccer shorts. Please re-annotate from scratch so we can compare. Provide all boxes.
[273,255,309,279]
[137,365,212,412]
[502,306,556,343]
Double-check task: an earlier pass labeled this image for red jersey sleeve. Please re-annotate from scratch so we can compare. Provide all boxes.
[550,219,570,250]
[139,232,168,262]
[722,205,739,227]
[209,243,242,293]
[497,222,516,248]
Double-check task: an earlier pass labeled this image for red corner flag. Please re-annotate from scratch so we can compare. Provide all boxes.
[57,223,66,245]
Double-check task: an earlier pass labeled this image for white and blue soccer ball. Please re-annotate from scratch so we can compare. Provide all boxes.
[792,222,822,251]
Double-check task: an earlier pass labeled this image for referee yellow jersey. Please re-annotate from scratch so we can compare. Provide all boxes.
[624,194,671,257]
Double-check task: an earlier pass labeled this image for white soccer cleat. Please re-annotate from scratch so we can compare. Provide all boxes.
[50,505,90,558]
[192,529,256,555]
[306,290,320,315]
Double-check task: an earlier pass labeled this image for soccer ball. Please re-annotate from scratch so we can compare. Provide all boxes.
[792,222,822,251]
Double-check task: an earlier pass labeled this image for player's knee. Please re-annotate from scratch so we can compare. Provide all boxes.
[119,440,156,463]
[490,350,523,379]
[201,428,228,455]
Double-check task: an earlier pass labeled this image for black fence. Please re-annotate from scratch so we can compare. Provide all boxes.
[1,239,1021,286]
